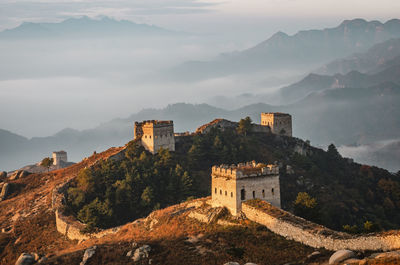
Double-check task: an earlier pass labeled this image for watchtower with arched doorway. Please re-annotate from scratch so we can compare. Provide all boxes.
[211,161,281,216]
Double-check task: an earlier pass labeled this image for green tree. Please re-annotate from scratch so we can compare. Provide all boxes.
[363,220,378,232]
[40,157,53,172]
[76,168,95,193]
[237,116,252,136]
[343,224,359,234]
[141,186,155,206]
[294,192,319,222]
[327,143,341,158]
[181,171,194,199]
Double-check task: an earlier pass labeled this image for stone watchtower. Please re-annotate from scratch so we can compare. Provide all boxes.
[211,161,281,216]
[52,151,67,166]
[261,112,292,137]
[134,120,175,154]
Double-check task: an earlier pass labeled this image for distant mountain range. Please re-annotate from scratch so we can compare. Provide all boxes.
[316,38,400,75]
[0,16,177,39]
[2,77,400,171]
[170,19,400,80]
[1,18,400,172]
[279,41,400,103]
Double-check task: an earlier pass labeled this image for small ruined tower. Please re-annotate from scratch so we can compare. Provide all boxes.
[211,161,281,216]
[52,151,68,166]
[261,112,292,137]
[134,120,175,154]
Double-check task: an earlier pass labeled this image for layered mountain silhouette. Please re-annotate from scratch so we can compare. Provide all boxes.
[316,38,400,75]
[171,19,400,80]
[2,78,400,172]
[2,18,400,172]
[0,16,176,39]
[280,61,400,103]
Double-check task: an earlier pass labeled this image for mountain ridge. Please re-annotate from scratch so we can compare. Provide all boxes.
[170,18,400,81]
[0,16,178,39]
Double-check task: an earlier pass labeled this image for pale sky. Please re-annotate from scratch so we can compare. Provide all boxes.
[0,0,399,137]
[1,0,399,38]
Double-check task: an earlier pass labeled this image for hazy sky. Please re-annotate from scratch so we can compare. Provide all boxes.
[1,0,399,138]
[1,0,399,39]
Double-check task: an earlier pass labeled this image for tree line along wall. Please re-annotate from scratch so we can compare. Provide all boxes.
[52,180,121,241]
[242,200,400,251]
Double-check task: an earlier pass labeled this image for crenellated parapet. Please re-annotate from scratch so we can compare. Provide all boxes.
[212,161,279,179]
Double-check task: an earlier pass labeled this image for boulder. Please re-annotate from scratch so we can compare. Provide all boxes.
[223,262,240,265]
[244,263,258,265]
[0,183,10,201]
[342,258,361,264]
[329,250,355,264]
[307,251,321,261]
[15,253,35,265]
[132,245,151,262]
[17,171,30,179]
[80,246,97,265]
[375,251,400,259]
[38,256,48,263]
[0,171,7,180]
[9,171,20,180]
[31,253,40,261]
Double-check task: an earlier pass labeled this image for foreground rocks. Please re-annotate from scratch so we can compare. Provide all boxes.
[326,249,400,264]
[132,245,151,262]
[80,246,97,265]
[9,170,30,181]
[224,261,257,265]
[329,249,355,264]
[0,182,10,201]
[15,253,42,265]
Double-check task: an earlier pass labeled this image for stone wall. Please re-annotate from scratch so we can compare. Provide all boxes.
[242,200,400,251]
[195,119,270,135]
[53,182,121,241]
[52,148,127,241]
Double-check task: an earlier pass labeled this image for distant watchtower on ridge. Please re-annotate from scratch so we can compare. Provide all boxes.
[261,112,292,137]
[134,120,175,154]
[52,151,67,166]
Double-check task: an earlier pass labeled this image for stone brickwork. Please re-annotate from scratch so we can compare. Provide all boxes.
[53,181,121,241]
[211,161,280,216]
[51,148,128,241]
[261,113,292,137]
[134,120,175,154]
[242,200,400,251]
[52,151,68,166]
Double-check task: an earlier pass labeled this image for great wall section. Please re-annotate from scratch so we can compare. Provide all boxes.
[242,200,400,251]
[51,146,127,241]
[48,116,400,253]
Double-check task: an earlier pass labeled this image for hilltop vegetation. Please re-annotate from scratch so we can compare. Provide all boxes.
[65,124,400,233]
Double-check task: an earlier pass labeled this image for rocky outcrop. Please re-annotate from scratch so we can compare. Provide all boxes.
[0,183,10,201]
[80,246,96,265]
[0,171,7,180]
[15,253,41,265]
[132,245,151,262]
[9,170,30,181]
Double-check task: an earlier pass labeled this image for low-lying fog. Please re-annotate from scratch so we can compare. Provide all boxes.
[0,36,296,138]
